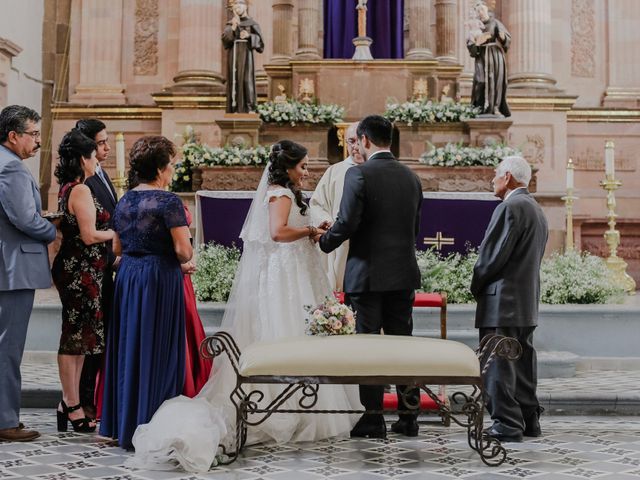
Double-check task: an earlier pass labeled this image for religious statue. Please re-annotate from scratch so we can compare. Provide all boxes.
[352,0,373,60]
[222,0,264,114]
[274,84,287,104]
[467,1,511,117]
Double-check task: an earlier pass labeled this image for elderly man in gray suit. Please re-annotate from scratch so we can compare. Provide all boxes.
[0,105,57,442]
[471,155,548,443]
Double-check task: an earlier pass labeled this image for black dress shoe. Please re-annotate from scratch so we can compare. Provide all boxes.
[391,418,419,437]
[485,426,523,443]
[350,415,387,439]
[523,406,543,437]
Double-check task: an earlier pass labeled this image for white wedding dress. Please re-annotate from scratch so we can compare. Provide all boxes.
[127,167,359,473]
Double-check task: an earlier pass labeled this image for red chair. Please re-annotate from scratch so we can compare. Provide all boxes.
[334,291,450,422]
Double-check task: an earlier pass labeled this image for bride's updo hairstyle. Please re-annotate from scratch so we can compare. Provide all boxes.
[127,135,176,189]
[268,140,308,215]
[54,128,97,185]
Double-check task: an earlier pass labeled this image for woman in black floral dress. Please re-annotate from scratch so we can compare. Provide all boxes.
[52,129,114,432]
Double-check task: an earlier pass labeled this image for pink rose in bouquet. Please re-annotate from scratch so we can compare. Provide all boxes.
[305,296,356,336]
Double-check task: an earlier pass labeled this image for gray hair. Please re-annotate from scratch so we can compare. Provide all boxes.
[0,105,41,143]
[496,155,531,186]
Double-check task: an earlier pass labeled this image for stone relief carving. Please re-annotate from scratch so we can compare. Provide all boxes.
[571,146,636,171]
[522,134,545,164]
[571,0,595,78]
[134,0,159,76]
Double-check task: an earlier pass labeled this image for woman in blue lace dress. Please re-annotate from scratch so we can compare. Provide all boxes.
[99,136,193,449]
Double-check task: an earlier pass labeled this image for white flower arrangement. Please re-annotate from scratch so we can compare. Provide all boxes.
[170,143,270,191]
[257,99,345,126]
[383,99,479,126]
[305,296,356,336]
[192,243,241,302]
[420,142,522,167]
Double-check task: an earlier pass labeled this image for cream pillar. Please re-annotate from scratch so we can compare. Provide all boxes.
[457,0,475,94]
[0,38,21,107]
[603,0,640,106]
[172,0,224,89]
[406,0,434,60]
[505,0,557,89]
[295,0,320,59]
[435,0,457,63]
[72,0,126,103]
[271,0,294,64]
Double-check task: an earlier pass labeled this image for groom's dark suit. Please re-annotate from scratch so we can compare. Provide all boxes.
[320,151,423,421]
[471,188,548,438]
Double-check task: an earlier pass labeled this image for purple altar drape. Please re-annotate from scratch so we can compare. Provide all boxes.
[324,0,404,59]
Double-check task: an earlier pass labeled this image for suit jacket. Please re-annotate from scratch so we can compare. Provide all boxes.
[319,152,423,293]
[471,188,548,328]
[0,145,57,290]
[85,167,117,217]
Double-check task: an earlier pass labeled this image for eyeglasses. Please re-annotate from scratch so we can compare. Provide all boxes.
[346,138,358,145]
[19,130,41,139]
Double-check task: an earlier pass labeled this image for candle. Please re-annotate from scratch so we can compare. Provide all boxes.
[605,140,615,177]
[115,133,125,176]
[566,158,574,190]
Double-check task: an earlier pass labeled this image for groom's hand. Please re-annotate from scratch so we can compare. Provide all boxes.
[312,227,327,244]
[318,220,332,230]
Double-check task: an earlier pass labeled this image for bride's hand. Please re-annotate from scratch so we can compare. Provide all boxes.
[312,227,326,243]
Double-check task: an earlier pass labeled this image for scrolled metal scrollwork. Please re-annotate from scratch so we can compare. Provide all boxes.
[298,384,320,409]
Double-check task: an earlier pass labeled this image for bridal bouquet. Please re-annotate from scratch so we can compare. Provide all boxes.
[305,296,356,336]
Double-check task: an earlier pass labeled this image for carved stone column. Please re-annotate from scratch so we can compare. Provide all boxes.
[295,0,320,59]
[271,0,294,64]
[603,0,640,106]
[406,0,434,60]
[435,0,457,63]
[457,0,475,96]
[72,0,126,103]
[505,0,557,89]
[172,0,224,91]
[0,38,21,107]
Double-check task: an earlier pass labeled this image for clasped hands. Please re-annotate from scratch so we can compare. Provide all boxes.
[309,220,332,244]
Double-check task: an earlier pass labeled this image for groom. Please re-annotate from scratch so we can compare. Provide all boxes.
[318,115,423,438]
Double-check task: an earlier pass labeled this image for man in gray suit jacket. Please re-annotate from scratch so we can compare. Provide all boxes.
[0,105,57,442]
[471,155,548,443]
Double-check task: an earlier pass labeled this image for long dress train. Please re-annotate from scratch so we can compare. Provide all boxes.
[128,184,358,472]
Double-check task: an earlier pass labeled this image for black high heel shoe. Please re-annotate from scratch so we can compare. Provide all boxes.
[56,400,96,433]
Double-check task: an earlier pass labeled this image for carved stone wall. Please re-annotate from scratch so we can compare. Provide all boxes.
[134,0,159,76]
[571,0,595,78]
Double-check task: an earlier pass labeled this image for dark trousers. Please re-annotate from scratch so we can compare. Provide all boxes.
[346,290,419,422]
[79,269,113,410]
[479,326,539,435]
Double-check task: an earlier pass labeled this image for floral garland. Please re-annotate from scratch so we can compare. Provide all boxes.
[170,142,270,192]
[420,142,522,167]
[256,99,345,126]
[383,99,479,126]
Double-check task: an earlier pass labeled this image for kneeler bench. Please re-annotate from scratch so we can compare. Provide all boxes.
[201,332,521,467]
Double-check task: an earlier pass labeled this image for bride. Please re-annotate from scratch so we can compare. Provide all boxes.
[127,140,359,472]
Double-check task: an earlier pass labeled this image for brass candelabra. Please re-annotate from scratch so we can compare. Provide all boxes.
[561,159,577,252]
[600,141,636,293]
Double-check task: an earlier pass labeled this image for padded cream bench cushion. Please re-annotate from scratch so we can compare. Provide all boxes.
[238,334,480,379]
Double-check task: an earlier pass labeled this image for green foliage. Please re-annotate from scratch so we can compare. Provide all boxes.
[383,99,479,125]
[256,99,345,126]
[540,250,625,304]
[416,248,478,304]
[192,243,241,302]
[421,142,522,167]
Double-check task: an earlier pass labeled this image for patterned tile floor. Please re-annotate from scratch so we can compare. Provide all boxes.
[2,412,640,479]
[20,359,640,401]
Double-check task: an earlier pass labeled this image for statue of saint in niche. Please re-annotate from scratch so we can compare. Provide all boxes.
[467,1,511,117]
[222,0,264,113]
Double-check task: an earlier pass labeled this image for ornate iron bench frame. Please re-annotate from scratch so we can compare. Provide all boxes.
[200,332,522,467]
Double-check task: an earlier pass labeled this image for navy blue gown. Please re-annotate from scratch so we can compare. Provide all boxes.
[100,190,188,449]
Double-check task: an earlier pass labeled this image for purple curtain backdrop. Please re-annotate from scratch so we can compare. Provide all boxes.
[324,0,405,59]
[199,195,499,255]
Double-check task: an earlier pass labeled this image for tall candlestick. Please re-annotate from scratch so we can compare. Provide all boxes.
[605,140,615,177]
[566,158,574,190]
[115,132,125,177]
